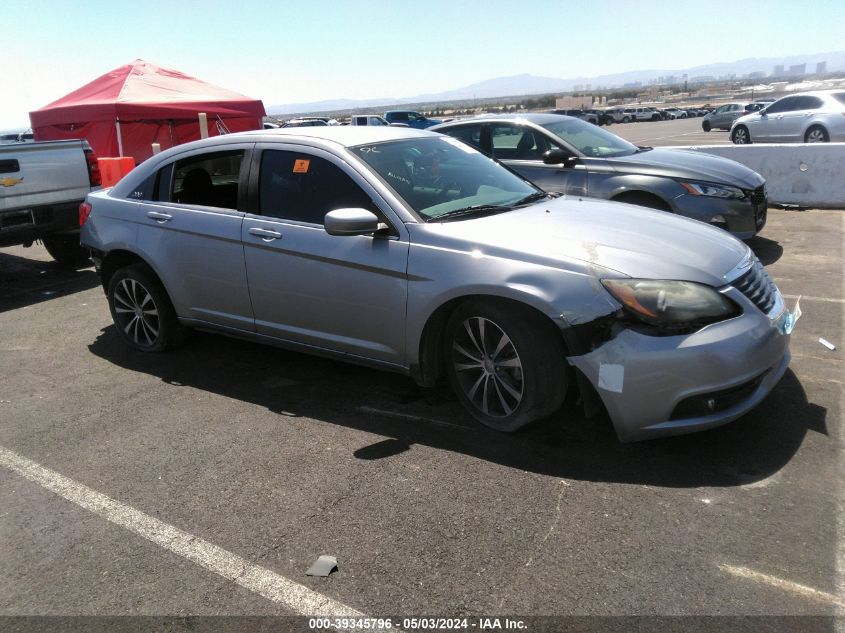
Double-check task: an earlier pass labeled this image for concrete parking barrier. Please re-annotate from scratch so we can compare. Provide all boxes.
[676,143,845,208]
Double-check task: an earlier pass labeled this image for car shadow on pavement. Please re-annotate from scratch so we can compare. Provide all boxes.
[88,327,826,489]
[746,235,784,266]
[0,250,99,313]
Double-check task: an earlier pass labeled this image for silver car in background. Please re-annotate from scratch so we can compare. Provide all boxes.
[80,127,793,442]
[431,114,768,238]
[730,90,845,144]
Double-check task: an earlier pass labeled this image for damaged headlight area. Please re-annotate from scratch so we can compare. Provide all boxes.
[601,279,741,333]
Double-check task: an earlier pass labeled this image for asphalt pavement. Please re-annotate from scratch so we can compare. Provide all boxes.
[608,116,733,147]
[0,208,842,631]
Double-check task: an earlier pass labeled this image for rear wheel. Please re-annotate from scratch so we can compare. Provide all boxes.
[445,300,567,432]
[732,125,751,144]
[42,235,90,267]
[107,263,183,352]
[805,126,829,143]
[622,116,630,123]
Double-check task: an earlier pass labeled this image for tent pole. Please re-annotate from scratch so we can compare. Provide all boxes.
[115,118,124,157]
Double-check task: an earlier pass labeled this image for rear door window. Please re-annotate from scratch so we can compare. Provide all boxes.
[171,151,244,209]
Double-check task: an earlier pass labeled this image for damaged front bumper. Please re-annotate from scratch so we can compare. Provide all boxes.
[567,288,792,442]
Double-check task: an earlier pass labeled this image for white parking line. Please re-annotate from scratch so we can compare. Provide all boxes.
[0,445,365,617]
[718,564,845,609]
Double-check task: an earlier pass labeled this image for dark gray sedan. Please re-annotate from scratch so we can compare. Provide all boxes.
[431,113,767,239]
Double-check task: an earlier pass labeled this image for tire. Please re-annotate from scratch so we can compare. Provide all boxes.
[622,116,630,123]
[107,263,183,352]
[702,121,711,132]
[651,114,660,121]
[805,126,829,143]
[444,300,568,432]
[42,235,91,267]
[731,126,751,144]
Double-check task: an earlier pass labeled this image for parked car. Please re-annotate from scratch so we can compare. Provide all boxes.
[663,108,687,119]
[585,109,614,126]
[702,103,756,131]
[1,139,101,264]
[431,113,767,238]
[79,126,793,442]
[349,114,390,126]
[550,109,599,125]
[282,118,329,127]
[0,130,35,144]
[632,107,661,122]
[604,108,636,123]
[730,90,845,144]
[384,110,442,129]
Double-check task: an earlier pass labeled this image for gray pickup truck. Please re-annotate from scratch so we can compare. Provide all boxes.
[0,139,100,264]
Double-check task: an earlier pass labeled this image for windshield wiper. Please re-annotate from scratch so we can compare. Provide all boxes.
[425,204,511,223]
[512,192,550,206]
[635,145,653,153]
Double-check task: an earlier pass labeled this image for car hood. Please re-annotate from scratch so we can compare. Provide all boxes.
[604,147,764,188]
[411,197,750,287]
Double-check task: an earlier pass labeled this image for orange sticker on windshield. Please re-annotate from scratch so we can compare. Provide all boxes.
[293,159,310,173]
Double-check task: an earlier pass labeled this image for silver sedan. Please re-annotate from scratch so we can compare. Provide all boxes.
[730,90,845,144]
[80,127,795,441]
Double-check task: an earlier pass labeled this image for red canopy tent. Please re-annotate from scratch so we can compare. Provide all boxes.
[29,59,266,163]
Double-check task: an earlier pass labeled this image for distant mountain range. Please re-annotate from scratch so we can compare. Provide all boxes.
[267,50,845,116]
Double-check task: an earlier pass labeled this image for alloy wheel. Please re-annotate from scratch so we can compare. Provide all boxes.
[806,128,827,143]
[451,317,524,417]
[113,278,160,347]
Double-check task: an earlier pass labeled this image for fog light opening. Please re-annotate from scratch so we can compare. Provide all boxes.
[709,214,728,230]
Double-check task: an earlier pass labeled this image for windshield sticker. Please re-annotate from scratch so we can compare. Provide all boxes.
[442,137,476,154]
[293,159,310,174]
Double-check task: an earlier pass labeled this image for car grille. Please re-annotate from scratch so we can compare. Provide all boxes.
[733,259,778,314]
[747,185,767,229]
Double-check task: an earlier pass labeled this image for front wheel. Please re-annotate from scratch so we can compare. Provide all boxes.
[42,235,90,267]
[805,126,829,143]
[702,121,711,132]
[445,300,568,432]
[732,126,751,144]
[107,263,183,352]
[622,116,630,123]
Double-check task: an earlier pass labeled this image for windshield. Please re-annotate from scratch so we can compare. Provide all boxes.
[541,118,639,158]
[350,137,540,221]
[833,92,845,106]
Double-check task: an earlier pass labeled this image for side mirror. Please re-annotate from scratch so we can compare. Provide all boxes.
[543,149,577,166]
[324,208,387,236]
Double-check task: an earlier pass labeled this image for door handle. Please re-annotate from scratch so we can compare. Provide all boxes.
[146,211,172,222]
[248,227,283,241]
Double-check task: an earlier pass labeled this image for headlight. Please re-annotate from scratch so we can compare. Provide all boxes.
[679,181,745,199]
[601,279,740,330]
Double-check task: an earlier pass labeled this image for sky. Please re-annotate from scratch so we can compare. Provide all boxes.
[4,0,845,128]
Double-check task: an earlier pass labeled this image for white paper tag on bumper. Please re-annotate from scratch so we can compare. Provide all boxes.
[778,295,802,335]
[598,363,624,394]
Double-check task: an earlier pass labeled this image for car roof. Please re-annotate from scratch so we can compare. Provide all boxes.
[434,113,574,127]
[234,125,435,147]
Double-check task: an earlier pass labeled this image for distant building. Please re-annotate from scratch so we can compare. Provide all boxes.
[747,71,766,79]
[773,65,785,76]
[789,63,806,75]
[555,96,594,109]
[816,61,828,74]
